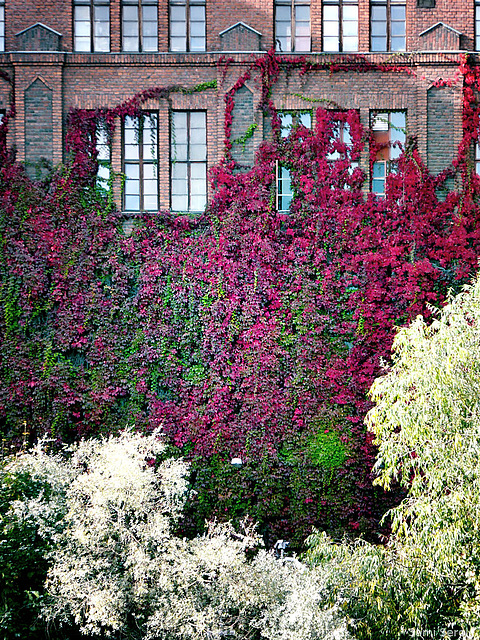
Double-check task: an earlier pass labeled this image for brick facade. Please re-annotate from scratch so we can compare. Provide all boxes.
[0,0,477,211]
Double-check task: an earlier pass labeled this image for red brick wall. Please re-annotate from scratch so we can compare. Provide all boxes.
[0,0,476,210]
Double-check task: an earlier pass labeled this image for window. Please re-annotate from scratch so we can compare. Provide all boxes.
[279,111,312,137]
[371,111,406,196]
[123,113,158,211]
[370,0,406,52]
[323,0,358,52]
[170,111,207,212]
[0,0,4,52]
[275,0,311,52]
[170,0,206,52]
[277,164,293,213]
[476,141,480,175]
[122,0,158,51]
[74,0,110,52]
[96,123,111,188]
[476,0,480,51]
[327,119,354,161]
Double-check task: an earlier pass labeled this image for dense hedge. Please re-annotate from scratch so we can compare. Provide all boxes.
[2,52,480,543]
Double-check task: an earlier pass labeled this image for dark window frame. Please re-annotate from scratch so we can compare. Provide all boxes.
[370,110,406,196]
[370,0,406,52]
[73,0,110,53]
[169,0,206,53]
[323,0,359,53]
[121,0,159,52]
[274,0,311,53]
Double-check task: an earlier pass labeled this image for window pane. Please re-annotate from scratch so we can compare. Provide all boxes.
[391,5,405,20]
[170,20,187,36]
[371,21,387,36]
[171,36,187,50]
[143,20,157,37]
[190,4,205,20]
[391,36,405,51]
[75,21,91,37]
[276,21,292,36]
[295,36,310,51]
[343,36,357,51]
[143,36,158,50]
[190,37,206,51]
[190,163,206,180]
[324,21,339,36]
[123,20,138,36]
[75,36,91,51]
[123,5,138,20]
[75,5,90,20]
[190,144,206,161]
[295,5,310,21]
[276,36,291,51]
[172,194,188,210]
[190,194,206,211]
[172,163,187,180]
[95,5,109,21]
[371,5,387,20]
[324,36,339,51]
[125,194,140,210]
[190,111,206,129]
[371,36,386,51]
[343,20,357,37]
[125,145,139,160]
[299,112,311,128]
[123,36,139,50]
[343,4,358,20]
[95,36,109,51]
[190,21,205,36]
[143,5,157,20]
[276,5,291,20]
[170,5,186,20]
[143,195,158,210]
[324,5,338,20]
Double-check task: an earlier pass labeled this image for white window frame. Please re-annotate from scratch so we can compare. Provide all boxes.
[170,111,207,213]
[123,112,159,212]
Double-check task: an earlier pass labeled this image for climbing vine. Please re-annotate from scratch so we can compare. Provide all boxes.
[1,51,480,544]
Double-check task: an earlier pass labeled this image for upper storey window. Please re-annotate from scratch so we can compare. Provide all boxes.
[323,0,358,52]
[275,0,311,52]
[0,0,4,52]
[170,0,206,52]
[74,0,110,52]
[370,0,406,52]
[122,0,158,52]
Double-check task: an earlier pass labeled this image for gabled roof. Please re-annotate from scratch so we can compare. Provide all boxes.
[419,22,462,37]
[15,23,63,37]
[219,22,262,37]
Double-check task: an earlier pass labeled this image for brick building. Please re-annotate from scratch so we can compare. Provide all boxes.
[0,0,477,212]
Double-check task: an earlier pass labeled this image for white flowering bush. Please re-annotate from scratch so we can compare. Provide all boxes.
[2,429,349,640]
[2,429,352,639]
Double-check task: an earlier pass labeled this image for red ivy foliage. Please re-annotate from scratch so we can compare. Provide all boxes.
[1,52,480,543]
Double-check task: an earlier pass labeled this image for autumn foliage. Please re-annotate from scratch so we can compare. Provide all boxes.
[2,52,480,542]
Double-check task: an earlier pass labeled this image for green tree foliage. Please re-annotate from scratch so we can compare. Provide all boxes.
[306,274,480,638]
[366,273,480,633]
